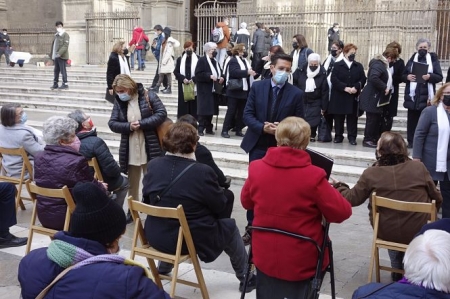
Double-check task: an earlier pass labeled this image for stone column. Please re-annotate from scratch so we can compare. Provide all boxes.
[0,0,7,30]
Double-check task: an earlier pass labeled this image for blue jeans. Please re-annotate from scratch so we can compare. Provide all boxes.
[130,49,143,70]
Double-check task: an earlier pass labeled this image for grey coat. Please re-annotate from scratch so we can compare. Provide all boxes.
[252,29,265,53]
[413,105,450,181]
[0,124,45,178]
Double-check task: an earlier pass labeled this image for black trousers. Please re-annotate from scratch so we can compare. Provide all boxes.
[325,113,334,132]
[198,115,213,133]
[364,112,382,142]
[53,57,68,84]
[0,47,10,64]
[256,268,313,299]
[333,113,358,141]
[407,109,422,145]
[151,60,168,88]
[223,97,246,133]
[217,189,235,219]
[0,183,17,236]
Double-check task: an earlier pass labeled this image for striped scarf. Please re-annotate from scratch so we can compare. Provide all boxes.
[47,239,152,278]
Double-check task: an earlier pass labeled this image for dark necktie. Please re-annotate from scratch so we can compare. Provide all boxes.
[271,86,280,119]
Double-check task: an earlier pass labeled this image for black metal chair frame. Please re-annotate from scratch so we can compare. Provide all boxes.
[240,222,336,299]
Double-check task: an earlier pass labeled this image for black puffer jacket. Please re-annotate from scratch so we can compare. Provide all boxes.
[77,129,123,191]
[402,52,443,111]
[108,84,166,174]
[359,55,390,114]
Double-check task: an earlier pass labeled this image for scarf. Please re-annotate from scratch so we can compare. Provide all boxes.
[436,102,450,172]
[323,55,334,73]
[206,55,221,92]
[292,49,300,73]
[305,66,320,92]
[409,53,434,101]
[226,56,250,91]
[47,239,152,278]
[119,55,130,76]
[343,57,353,69]
[166,151,196,161]
[379,55,393,92]
[180,53,198,79]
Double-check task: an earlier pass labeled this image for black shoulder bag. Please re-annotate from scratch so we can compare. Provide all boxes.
[143,163,195,204]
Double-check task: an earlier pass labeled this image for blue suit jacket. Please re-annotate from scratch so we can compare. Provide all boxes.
[241,79,304,153]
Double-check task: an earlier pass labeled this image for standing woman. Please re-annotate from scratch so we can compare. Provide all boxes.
[403,38,443,148]
[174,41,199,119]
[359,49,397,148]
[382,41,406,133]
[221,43,256,138]
[154,27,180,94]
[260,45,285,80]
[328,43,366,145]
[291,34,314,86]
[108,74,167,221]
[106,41,130,103]
[195,42,224,136]
[296,53,329,141]
[413,82,450,218]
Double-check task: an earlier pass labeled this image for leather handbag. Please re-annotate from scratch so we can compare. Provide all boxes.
[227,78,243,91]
[105,88,115,104]
[144,90,173,146]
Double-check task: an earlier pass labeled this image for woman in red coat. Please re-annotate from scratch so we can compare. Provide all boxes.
[241,116,352,299]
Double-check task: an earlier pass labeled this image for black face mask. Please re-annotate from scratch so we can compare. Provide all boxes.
[348,54,356,62]
[123,48,129,55]
[243,52,248,58]
[292,42,299,49]
[443,95,450,106]
[309,65,318,72]
[186,50,193,56]
[418,49,427,57]
[226,50,232,56]
[212,51,217,58]
[331,49,338,57]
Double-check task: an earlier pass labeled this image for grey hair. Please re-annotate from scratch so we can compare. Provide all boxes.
[404,229,450,293]
[308,53,321,64]
[43,116,78,145]
[416,38,431,49]
[67,110,86,133]
[203,42,217,53]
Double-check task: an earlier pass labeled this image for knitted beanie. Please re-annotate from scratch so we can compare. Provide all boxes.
[69,182,126,246]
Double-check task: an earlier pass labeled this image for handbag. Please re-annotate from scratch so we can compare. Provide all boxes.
[144,90,173,146]
[317,116,332,142]
[183,82,195,102]
[129,44,136,54]
[213,81,224,95]
[105,88,116,104]
[227,78,243,91]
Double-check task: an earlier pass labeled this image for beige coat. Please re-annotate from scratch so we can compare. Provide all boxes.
[336,160,442,245]
[159,36,180,74]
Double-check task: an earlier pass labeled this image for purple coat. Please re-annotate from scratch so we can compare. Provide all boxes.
[34,145,106,230]
[18,232,171,299]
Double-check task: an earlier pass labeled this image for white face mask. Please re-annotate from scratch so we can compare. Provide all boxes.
[56,27,63,33]
[2,31,6,35]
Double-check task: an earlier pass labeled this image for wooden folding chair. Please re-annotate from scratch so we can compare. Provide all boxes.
[240,223,335,299]
[0,147,34,211]
[87,157,104,181]
[24,179,76,254]
[368,193,436,282]
[128,197,209,299]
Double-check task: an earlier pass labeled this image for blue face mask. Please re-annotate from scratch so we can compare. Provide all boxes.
[20,112,28,124]
[117,92,131,102]
[273,70,289,85]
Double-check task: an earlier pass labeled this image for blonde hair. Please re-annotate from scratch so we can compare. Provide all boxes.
[432,82,450,106]
[112,74,138,97]
[275,117,310,150]
[112,41,125,54]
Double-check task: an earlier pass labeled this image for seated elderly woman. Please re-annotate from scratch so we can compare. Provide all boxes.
[142,122,256,293]
[334,131,442,281]
[241,116,352,299]
[0,103,45,177]
[19,182,170,299]
[352,227,450,298]
[34,116,108,230]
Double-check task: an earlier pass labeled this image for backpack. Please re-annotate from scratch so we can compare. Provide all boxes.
[212,27,225,44]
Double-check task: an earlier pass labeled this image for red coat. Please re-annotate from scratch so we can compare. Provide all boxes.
[241,146,352,281]
[129,27,149,50]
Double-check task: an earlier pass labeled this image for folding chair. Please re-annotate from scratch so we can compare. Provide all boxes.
[87,157,104,181]
[128,197,209,299]
[368,193,436,282]
[240,223,335,299]
[24,180,76,254]
[0,147,34,211]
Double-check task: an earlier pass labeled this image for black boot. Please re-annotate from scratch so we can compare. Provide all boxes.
[50,83,58,90]
[126,210,133,224]
[162,86,172,94]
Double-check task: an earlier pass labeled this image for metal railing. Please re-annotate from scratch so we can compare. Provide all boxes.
[6,26,55,56]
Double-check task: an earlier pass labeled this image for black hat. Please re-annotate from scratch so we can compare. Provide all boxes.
[69,182,126,246]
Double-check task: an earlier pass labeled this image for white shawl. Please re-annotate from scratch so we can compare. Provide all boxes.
[292,49,300,73]
[119,55,130,76]
[180,53,198,78]
[323,55,334,73]
[436,102,450,172]
[305,66,320,92]
[227,56,249,91]
[409,53,434,101]
[206,55,221,92]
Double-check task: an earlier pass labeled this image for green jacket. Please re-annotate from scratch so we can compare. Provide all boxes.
[50,31,70,60]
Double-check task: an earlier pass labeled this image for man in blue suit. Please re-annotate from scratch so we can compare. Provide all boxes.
[240,53,304,244]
